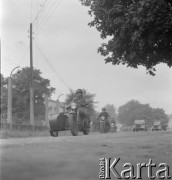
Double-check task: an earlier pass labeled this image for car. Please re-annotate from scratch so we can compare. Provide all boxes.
[161,124,168,131]
[151,125,162,131]
[133,124,147,132]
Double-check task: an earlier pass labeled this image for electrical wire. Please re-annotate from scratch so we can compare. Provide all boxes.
[32,0,49,24]
[33,0,54,31]
[34,41,71,91]
[1,61,15,69]
[34,0,62,37]
[1,66,11,73]
[2,56,18,66]
[30,0,32,22]
[19,46,29,66]
[33,40,65,94]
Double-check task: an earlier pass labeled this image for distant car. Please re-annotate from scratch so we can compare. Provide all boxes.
[133,124,147,132]
[110,122,117,133]
[161,124,167,131]
[151,125,162,131]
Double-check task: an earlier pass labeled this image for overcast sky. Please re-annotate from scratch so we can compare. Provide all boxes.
[1,0,172,113]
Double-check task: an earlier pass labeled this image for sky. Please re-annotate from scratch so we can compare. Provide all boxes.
[1,0,172,114]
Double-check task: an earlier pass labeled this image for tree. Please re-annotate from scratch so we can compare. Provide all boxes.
[65,89,97,116]
[117,100,169,126]
[153,108,169,125]
[11,67,55,124]
[80,0,172,75]
[0,74,8,122]
[104,104,117,119]
[118,100,143,126]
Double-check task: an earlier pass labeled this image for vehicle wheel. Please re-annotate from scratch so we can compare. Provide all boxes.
[105,126,109,133]
[50,130,58,137]
[82,120,89,135]
[83,128,89,135]
[105,124,110,133]
[68,114,78,136]
[100,123,105,133]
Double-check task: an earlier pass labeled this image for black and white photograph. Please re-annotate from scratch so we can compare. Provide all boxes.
[0,0,172,179]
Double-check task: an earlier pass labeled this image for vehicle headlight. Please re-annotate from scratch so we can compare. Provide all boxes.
[71,103,77,109]
[101,116,105,120]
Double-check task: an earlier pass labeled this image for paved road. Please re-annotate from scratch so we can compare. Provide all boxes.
[1,131,172,180]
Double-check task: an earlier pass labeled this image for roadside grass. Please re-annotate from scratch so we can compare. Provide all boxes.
[0,129,50,139]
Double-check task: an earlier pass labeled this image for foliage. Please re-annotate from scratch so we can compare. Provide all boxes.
[0,74,8,121]
[104,104,117,119]
[118,100,169,126]
[65,89,97,116]
[1,68,55,124]
[80,0,172,75]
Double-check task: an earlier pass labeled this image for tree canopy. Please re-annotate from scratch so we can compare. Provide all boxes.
[80,0,172,75]
[117,100,169,126]
[1,68,55,124]
[104,104,117,119]
[1,74,8,121]
[65,89,97,116]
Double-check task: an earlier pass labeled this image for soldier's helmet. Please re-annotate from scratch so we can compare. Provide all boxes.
[76,89,83,94]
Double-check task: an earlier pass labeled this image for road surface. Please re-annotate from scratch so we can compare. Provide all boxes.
[0,131,172,180]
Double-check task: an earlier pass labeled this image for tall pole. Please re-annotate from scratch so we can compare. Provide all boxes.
[44,95,49,127]
[7,77,12,130]
[30,23,34,131]
[7,66,20,131]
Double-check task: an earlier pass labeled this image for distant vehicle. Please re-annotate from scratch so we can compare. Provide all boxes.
[133,120,147,132]
[109,118,117,133]
[161,124,168,131]
[151,125,162,131]
[151,121,167,131]
[99,116,110,133]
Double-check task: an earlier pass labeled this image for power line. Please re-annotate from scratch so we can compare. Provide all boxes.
[2,56,18,66]
[1,61,15,69]
[32,0,49,24]
[34,0,62,36]
[19,46,29,66]
[1,65,12,73]
[34,41,71,91]
[33,42,65,94]
[31,0,32,22]
[33,0,54,31]
[36,41,71,90]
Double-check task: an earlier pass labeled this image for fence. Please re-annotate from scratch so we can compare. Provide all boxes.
[0,122,48,131]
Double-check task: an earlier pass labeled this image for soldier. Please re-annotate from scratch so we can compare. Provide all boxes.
[98,108,109,119]
[71,89,90,127]
[98,108,110,131]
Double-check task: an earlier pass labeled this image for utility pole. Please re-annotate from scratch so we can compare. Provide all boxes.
[44,95,49,128]
[7,77,12,130]
[30,23,34,132]
[7,66,20,131]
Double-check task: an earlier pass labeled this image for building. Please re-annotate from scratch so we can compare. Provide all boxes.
[47,99,65,120]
